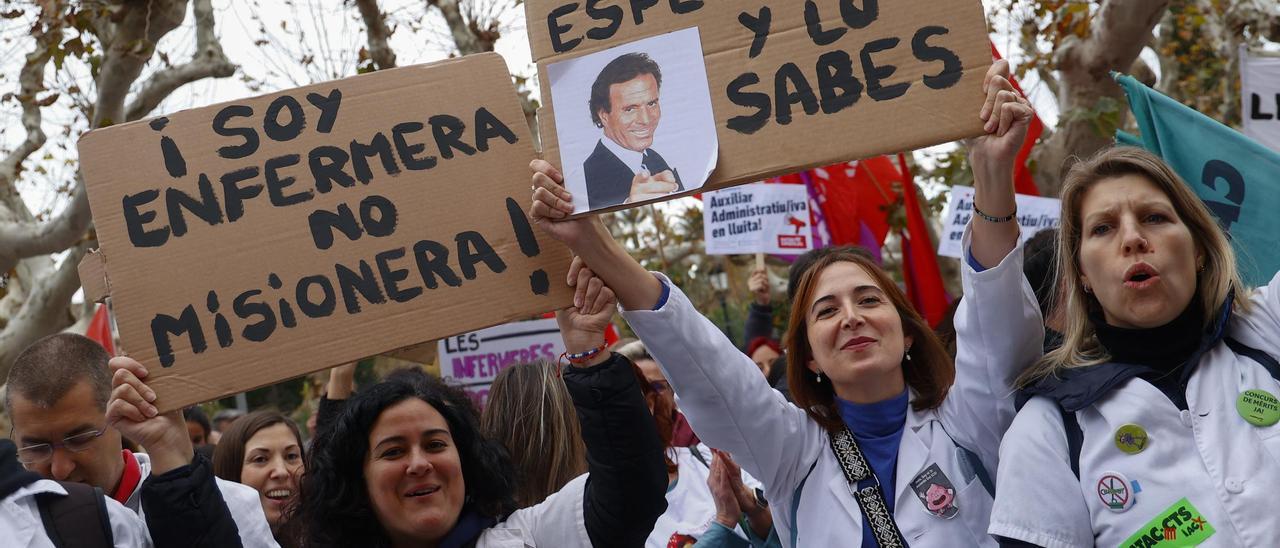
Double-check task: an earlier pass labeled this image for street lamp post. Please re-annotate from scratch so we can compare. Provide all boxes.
[709,265,735,347]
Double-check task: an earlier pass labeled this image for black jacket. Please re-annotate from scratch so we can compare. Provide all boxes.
[140,453,243,548]
[562,352,669,547]
[583,140,683,209]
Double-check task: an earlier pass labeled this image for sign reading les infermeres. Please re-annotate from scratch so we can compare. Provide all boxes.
[77,54,573,412]
[526,0,991,212]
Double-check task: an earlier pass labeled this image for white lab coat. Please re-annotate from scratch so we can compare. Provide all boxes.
[622,231,1041,547]
[990,270,1280,547]
[127,452,278,548]
[475,473,592,547]
[0,478,151,548]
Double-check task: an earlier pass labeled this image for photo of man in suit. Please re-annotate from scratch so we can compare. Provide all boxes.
[584,53,684,209]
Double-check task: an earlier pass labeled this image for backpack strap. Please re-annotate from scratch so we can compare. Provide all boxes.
[1059,405,1084,479]
[788,459,820,547]
[1224,337,1280,382]
[687,445,711,470]
[36,482,114,548]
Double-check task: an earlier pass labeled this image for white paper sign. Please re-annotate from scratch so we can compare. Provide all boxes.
[1242,47,1280,153]
[437,318,565,407]
[937,185,1061,259]
[703,183,813,255]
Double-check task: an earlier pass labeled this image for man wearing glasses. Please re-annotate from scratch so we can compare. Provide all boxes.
[5,333,275,547]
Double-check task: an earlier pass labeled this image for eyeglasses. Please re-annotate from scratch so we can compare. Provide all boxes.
[16,429,108,464]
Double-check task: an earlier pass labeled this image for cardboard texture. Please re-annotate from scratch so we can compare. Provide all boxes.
[526,0,991,214]
[77,53,573,412]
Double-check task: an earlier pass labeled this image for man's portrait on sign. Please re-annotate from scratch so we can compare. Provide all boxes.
[547,28,718,213]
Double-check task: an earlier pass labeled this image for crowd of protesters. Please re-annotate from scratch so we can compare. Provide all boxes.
[4,58,1279,548]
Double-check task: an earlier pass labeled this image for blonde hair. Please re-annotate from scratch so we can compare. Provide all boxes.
[1017,147,1249,387]
[480,361,587,507]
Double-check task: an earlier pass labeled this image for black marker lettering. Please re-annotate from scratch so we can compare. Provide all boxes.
[336,260,387,314]
[774,63,819,125]
[737,7,772,59]
[548,3,582,54]
[376,248,422,303]
[861,37,910,101]
[309,146,355,193]
[220,166,263,222]
[123,189,170,248]
[152,305,205,368]
[264,95,306,142]
[265,154,314,207]
[726,72,771,134]
[349,133,400,184]
[474,108,519,152]
[212,105,259,159]
[585,0,623,40]
[805,1,846,46]
[413,239,462,289]
[913,26,962,90]
[306,89,343,133]
[391,122,437,170]
[166,174,223,237]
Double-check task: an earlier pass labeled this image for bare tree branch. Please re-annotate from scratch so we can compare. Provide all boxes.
[428,0,497,55]
[355,0,397,70]
[91,0,190,128]
[1032,0,1169,195]
[125,0,236,121]
[0,242,89,379]
[0,5,64,199]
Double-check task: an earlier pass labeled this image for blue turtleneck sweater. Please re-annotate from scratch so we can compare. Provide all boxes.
[836,388,909,548]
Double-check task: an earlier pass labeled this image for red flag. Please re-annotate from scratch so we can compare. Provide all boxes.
[807,158,897,249]
[990,42,1044,197]
[896,154,950,327]
[86,304,115,355]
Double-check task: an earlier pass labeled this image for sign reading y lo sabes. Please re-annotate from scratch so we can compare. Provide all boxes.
[526,0,992,215]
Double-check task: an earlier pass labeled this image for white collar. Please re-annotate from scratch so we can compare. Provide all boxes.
[600,137,646,175]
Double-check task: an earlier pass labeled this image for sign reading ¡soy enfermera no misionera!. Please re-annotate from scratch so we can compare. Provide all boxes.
[77,54,573,412]
[703,183,813,255]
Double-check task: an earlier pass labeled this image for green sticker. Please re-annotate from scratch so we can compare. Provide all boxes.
[1114,424,1149,454]
[1121,498,1214,548]
[1236,389,1280,427]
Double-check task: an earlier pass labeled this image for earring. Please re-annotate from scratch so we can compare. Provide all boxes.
[905,352,913,362]
[815,371,823,384]
[1083,284,1093,294]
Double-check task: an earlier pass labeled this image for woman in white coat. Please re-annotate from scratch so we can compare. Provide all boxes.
[988,145,1280,547]
[528,61,1041,547]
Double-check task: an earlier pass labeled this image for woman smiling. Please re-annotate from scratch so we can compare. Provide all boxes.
[213,411,305,541]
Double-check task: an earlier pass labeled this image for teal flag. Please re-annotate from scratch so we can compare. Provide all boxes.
[1115,72,1280,286]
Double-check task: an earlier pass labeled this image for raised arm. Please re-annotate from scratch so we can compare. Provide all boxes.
[942,60,1044,472]
[969,59,1031,268]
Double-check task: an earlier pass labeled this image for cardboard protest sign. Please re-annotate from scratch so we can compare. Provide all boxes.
[937,185,1060,259]
[77,54,573,412]
[703,183,813,255]
[526,0,991,215]
[438,317,566,407]
[1241,47,1280,153]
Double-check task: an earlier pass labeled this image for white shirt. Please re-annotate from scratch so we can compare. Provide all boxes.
[127,452,278,548]
[600,137,646,174]
[646,444,762,547]
[621,227,1041,547]
[477,473,592,547]
[0,478,151,548]
[990,269,1280,547]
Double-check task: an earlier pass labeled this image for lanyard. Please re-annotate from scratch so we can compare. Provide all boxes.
[828,426,908,548]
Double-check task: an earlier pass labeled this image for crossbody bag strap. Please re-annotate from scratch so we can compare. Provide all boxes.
[829,427,908,548]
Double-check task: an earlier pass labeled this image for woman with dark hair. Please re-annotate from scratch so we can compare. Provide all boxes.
[291,285,667,547]
[529,60,1041,546]
[212,411,305,537]
[987,144,1280,546]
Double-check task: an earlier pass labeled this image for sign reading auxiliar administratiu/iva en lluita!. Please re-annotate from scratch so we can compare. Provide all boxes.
[77,54,573,412]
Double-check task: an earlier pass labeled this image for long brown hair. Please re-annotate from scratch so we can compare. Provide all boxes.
[480,361,588,507]
[212,410,304,484]
[784,247,954,432]
[1019,146,1249,387]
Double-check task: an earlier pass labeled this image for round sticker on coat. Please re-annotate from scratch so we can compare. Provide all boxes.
[1097,471,1135,513]
[1114,423,1149,454]
[909,463,959,519]
[1236,389,1280,427]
